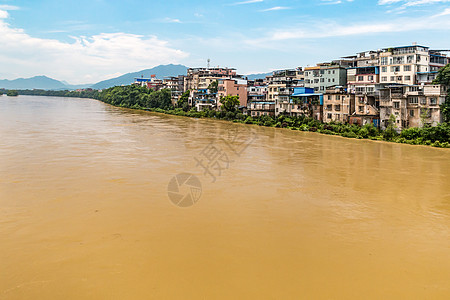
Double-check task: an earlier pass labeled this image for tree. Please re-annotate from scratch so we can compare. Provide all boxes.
[208,80,218,94]
[433,63,450,86]
[6,90,19,96]
[219,95,240,112]
[433,63,450,122]
[383,114,398,140]
[177,90,190,111]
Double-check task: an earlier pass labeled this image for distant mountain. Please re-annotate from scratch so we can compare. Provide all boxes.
[90,64,188,90]
[245,72,272,80]
[0,76,70,90]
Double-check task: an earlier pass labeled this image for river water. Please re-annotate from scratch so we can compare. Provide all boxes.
[0,95,449,299]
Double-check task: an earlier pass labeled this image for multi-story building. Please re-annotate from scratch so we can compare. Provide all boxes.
[379,45,433,85]
[304,63,347,92]
[134,76,164,90]
[246,85,272,117]
[379,84,447,130]
[189,89,217,111]
[323,87,354,123]
[289,87,323,120]
[267,69,304,116]
[184,67,238,91]
[163,75,185,104]
[217,78,248,108]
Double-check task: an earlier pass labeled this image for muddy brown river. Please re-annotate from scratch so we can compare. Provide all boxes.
[1,95,449,299]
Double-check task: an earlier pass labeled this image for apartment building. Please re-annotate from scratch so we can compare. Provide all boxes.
[134,76,164,90]
[304,63,347,92]
[323,87,354,123]
[267,69,304,116]
[163,75,185,104]
[184,67,238,91]
[379,45,431,85]
[217,78,248,107]
[289,87,323,120]
[379,84,447,130]
[189,89,217,111]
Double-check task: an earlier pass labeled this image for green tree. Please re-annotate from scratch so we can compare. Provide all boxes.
[383,114,398,140]
[208,80,218,94]
[6,90,19,96]
[219,95,239,112]
[177,90,190,111]
[433,63,450,122]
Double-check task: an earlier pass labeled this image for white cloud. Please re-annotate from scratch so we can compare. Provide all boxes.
[379,0,450,6]
[260,6,290,12]
[232,0,263,4]
[0,5,19,10]
[244,14,450,46]
[0,13,189,84]
[0,9,8,19]
[433,7,450,16]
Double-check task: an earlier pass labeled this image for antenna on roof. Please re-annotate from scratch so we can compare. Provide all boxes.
[207,58,210,69]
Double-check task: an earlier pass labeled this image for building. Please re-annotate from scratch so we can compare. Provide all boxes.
[217,78,248,107]
[134,76,164,90]
[289,87,323,120]
[247,85,273,117]
[163,75,185,104]
[189,89,217,111]
[379,84,447,131]
[184,67,239,91]
[267,69,304,116]
[304,63,347,92]
[323,86,354,123]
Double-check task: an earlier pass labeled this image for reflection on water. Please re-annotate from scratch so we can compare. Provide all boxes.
[1,96,449,299]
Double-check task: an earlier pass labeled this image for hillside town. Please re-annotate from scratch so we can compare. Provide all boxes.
[134,44,450,131]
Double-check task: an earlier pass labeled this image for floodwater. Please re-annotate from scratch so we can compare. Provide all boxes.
[1,95,449,299]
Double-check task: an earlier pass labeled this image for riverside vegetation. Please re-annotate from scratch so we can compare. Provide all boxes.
[96,84,450,148]
[3,63,450,148]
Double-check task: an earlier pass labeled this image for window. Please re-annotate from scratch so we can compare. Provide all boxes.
[394,102,400,109]
[358,76,364,81]
[320,70,324,75]
[336,95,340,100]
[404,65,411,71]
[409,110,414,117]
[420,98,426,105]
[335,104,341,111]
[430,97,437,105]
[381,57,388,65]
[368,75,374,81]
[409,97,418,104]
[327,105,332,110]
[391,66,401,72]
[327,113,332,119]
[382,76,387,81]
[359,106,364,113]
[328,95,331,100]
[332,79,335,82]
[332,70,335,74]
[390,76,395,81]
[397,76,402,81]
[382,66,387,72]
[320,78,324,82]
[405,76,411,81]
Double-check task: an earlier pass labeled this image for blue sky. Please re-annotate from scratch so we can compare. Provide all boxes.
[0,0,449,84]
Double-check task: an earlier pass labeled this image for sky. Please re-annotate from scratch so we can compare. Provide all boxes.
[0,0,449,84]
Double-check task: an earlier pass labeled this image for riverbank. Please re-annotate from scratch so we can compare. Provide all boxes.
[94,85,450,148]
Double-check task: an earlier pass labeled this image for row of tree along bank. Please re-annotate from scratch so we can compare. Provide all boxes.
[0,88,100,99]
[96,85,450,148]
